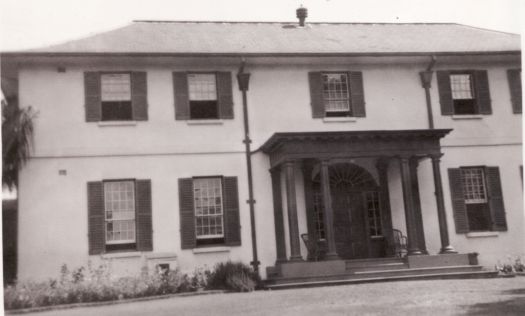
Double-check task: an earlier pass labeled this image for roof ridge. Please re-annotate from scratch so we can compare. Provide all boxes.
[132,20,462,26]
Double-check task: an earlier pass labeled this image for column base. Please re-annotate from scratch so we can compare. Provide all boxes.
[323,252,340,261]
[439,246,458,254]
[289,255,304,262]
[407,249,424,256]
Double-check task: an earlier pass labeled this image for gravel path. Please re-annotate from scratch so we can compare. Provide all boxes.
[15,278,525,316]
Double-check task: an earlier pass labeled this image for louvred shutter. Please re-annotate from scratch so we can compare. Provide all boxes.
[217,72,234,119]
[223,177,241,246]
[437,71,454,115]
[485,167,507,231]
[348,71,366,117]
[507,69,522,114]
[131,72,148,121]
[308,72,325,118]
[179,178,196,249]
[87,182,105,254]
[84,72,101,122]
[173,72,190,120]
[136,179,153,251]
[447,168,469,233]
[474,70,492,114]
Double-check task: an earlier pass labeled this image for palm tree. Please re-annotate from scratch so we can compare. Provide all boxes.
[2,96,36,190]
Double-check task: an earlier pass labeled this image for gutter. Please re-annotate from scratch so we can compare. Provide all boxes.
[237,58,260,275]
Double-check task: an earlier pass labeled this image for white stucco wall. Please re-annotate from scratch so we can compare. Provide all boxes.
[15,56,523,280]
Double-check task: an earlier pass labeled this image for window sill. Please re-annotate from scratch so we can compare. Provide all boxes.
[186,119,224,126]
[466,231,499,238]
[98,121,137,127]
[322,117,357,123]
[192,246,230,254]
[146,252,178,260]
[451,115,483,120]
[100,251,142,259]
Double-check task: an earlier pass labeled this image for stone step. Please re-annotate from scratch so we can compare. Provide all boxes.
[265,270,499,290]
[266,265,483,286]
[347,262,409,272]
[345,257,406,269]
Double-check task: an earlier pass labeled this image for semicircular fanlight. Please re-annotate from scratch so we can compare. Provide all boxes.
[314,163,377,188]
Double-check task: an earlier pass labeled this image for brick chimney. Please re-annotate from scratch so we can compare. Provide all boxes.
[296,6,308,27]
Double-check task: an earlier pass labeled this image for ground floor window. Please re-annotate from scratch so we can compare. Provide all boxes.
[193,177,224,244]
[448,166,507,233]
[104,181,136,249]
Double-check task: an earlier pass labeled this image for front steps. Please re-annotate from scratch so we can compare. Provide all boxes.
[265,254,497,290]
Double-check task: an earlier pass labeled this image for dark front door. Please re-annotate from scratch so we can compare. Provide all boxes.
[332,185,368,259]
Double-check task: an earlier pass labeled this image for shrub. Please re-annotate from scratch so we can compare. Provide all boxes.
[4,263,191,310]
[207,261,260,292]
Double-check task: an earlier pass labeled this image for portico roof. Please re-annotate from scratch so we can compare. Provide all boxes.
[260,129,452,168]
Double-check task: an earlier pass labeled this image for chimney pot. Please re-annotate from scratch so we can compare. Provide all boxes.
[296,7,308,27]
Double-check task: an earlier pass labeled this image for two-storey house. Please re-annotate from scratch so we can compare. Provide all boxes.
[1,11,522,286]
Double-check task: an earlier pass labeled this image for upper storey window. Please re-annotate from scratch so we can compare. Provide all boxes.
[507,69,522,114]
[84,71,148,122]
[188,74,219,119]
[308,71,366,118]
[437,70,491,116]
[172,72,234,120]
[450,73,476,115]
[322,73,351,117]
[101,73,133,121]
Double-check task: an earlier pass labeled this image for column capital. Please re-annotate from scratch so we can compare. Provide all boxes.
[319,158,331,167]
[376,157,391,171]
[269,166,281,174]
[429,153,444,161]
[399,155,412,163]
[409,156,421,168]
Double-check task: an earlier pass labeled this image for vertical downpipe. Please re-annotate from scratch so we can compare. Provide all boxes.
[420,55,437,129]
[237,59,260,275]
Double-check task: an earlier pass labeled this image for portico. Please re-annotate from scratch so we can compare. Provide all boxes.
[262,129,456,269]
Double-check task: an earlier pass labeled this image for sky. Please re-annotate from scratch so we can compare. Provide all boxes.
[0,0,523,51]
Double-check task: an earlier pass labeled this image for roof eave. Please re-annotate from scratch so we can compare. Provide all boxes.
[0,50,521,58]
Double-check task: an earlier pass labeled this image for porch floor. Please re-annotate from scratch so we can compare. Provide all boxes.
[265,254,498,290]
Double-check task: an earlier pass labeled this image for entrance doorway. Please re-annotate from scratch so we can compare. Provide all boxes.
[313,163,385,260]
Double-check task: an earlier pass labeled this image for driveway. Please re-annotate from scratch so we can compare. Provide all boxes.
[15,277,525,316]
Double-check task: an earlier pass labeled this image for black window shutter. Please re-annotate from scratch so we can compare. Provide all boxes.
[348,71,366,117]
[131,72,148,121]
[308,72,325,118]
[84,72,101,122]
[179,178,196,249]
[217,72,234,119]
[437,71,454,115]
[474,70,492,114]
[485,167,507,231]
[173,72,190,120]
[507,69,522,114]
[136,179,153,251]
[447,168,469,233]
[223,177,241,246]
[87,181,105,254]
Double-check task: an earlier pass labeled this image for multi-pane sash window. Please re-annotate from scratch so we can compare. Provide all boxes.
[188,74,219,119]
[104,181,136,244]
[460,167,491,231]
[365,191,382,237]
[322,73,351,116]
[461,168,487,204]
[450,73,477,114]
[193,178,224,239]
[101,73,133,121]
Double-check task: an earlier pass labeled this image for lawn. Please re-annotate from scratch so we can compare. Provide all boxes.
[18,277,525,316]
